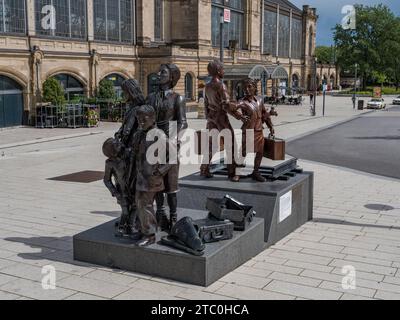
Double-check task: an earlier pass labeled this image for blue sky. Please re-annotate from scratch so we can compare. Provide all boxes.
[290,0,400,46]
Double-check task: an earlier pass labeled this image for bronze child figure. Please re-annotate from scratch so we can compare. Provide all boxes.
[113,79,146,237]
[200,60,246,182]
[102,138,134,236]
[132,104,172,246]
[237,78,277,182]
[115,79,146,148]
[146,64,188,232]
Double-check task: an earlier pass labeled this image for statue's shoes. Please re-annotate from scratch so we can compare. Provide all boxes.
[200,171,214,179]
[251,172,266,183]
[136,235,156,247]
[129,232,143,241]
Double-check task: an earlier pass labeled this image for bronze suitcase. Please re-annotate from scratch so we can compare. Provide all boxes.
[264,137,286,161]
[206,195,256,231]
[194,218,234,243]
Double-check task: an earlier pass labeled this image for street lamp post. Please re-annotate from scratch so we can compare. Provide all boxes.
[312,56,317,116]
[220,13,224,63]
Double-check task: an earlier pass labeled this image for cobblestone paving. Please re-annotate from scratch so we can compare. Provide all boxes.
[0,99,399,300]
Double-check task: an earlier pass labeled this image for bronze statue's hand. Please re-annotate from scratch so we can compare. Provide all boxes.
[270,107,278,117]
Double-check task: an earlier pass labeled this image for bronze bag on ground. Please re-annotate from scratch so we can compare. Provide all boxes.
[264,136,286,161]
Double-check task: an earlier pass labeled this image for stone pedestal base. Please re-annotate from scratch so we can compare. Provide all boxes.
[73,208,265,287]
[178,171,314,246]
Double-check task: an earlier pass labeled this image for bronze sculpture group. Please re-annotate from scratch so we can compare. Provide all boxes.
[200,60,277,183]
[103,60,277,249]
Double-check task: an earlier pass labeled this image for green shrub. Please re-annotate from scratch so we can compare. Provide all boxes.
[339,86,400,95]
[97,79,116,101]
[42,77,66,106]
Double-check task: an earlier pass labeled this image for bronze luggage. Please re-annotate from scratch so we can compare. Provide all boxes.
[206,195,256,231]
[194,218,234,243]
[264,136,286,161]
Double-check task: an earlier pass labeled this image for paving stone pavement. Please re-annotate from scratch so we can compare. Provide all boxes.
[0,100,400,300]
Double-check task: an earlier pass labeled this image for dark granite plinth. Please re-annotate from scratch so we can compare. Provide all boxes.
[73,208,264,287]
[178,172,314,246]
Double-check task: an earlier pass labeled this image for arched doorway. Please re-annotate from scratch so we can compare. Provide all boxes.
[103,73,126,98]
[292,74,300,94]
[147,73,159,95]
[0,75,24,128]
[234,81,244,101]
[53,74,85,101]
[316,75,321,89]
[307,74,312,91]
[184,73,193,101]
[329,74,335,90]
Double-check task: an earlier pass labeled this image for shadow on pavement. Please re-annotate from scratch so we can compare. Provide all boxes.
[3,236,107,270]
[364,203,397,211]
[350,136,400,140]
[313,218,400,231]
[90,210,121,218]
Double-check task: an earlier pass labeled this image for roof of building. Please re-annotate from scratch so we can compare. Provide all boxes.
[224,65,269,80]
[265,0,302,14]
[223,64,288,80]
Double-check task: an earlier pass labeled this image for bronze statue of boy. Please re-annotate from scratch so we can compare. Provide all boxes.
[200,60,247,182]
[146,64,188,232]
[102,138,135,236]
[131,104,173,246]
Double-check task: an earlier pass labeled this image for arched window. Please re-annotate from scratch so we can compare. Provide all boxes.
[184,73,193,101]
[103,73,126,98]
[0,75,24,128]
[147,73,159,95]
[308,26,313,56]
[53,74,84,101]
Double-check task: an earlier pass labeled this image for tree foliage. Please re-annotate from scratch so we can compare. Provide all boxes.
[97,78,116,101]
[42,77,66,106]
[334,4,400,89]
[315,46,334,64]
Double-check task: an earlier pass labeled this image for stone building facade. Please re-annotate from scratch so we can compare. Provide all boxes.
[0,0,338,128]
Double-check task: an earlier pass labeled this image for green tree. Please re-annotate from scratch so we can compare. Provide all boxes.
[42,77,66,106]
[334,4,399,90]
[315,46,335,64]
[381,17,400,90]
[97,79,116,101]
[371,71,387,89]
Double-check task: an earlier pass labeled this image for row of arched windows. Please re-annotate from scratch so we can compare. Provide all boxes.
[49,72,195,101]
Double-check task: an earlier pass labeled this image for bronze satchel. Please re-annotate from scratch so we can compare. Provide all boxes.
[264,135,286,161]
